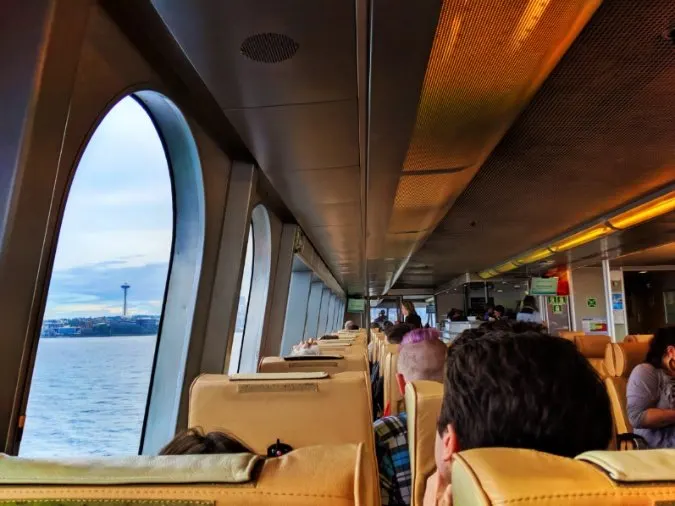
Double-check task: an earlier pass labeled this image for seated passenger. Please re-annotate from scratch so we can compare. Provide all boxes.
[425,329,612,505]
[627,327,675,448]
[516,295,542,323]
[160,427,250,455]
[371,321,383,330]
[344,320,359,331]
[385,322,413,345]
[375,328,447,506]
[383,320,394,331]
[493,304,505,320]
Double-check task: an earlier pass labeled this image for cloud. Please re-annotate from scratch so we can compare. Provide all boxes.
[45,261,170,318]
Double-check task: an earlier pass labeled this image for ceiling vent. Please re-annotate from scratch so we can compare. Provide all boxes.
[240,33,299,63]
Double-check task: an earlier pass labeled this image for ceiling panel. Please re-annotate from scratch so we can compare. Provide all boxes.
[405,0,675,288]
[225,101,359,173]
[151,0,356,109]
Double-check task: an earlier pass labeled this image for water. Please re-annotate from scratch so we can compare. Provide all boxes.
[20,335,157,458]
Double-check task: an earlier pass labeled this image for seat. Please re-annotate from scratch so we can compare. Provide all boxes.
[0,444,371,506]
[558,330,585,341]
[189,371,378,505]
[572,334,610,379]
[405,380,444,506]
[378,342,397,378]
[258,354,368,374]
[624,334,653,343]
[604,341,649,449]
[383,350,403,415]
[452,447,675,505]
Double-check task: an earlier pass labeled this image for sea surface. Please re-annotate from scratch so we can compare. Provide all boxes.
[20,335,157,458]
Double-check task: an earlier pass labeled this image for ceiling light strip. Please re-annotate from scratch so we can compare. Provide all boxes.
[478,189,675,278]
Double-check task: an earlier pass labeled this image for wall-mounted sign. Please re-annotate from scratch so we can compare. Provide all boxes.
[347,298,366,312]
[530,277,559,295]
[586,297,598,308]
[612,293,624,311]
[582,318,607,335]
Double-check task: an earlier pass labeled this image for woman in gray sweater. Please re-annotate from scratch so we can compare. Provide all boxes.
[627,327,675,448]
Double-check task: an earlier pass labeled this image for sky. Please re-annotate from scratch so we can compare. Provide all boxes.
[45,97,173,319]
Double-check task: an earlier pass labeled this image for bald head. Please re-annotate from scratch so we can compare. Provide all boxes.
[397,331,447,383]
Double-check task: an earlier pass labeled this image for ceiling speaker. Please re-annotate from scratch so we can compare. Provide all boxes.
[240,33,299,63]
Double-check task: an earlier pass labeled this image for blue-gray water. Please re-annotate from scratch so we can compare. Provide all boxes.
[20,335,157,458]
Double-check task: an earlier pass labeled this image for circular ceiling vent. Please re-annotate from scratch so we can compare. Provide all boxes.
[240,33,299,63]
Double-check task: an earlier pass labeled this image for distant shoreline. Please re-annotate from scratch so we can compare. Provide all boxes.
[41,334,156,339]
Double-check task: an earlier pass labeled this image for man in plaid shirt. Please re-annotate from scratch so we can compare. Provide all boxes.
[373,328,447,505]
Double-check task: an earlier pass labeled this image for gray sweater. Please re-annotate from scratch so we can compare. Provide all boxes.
[627,363,675,449]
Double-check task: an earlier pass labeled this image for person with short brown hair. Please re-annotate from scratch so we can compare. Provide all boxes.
[159,427,250,455]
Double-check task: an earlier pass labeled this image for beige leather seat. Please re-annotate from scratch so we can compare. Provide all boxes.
[189,371,378,505]
[0,444,371,506]
[383,349,403,415]
[405,380,444,506]
[258,354,368,374]
[558,330,585,340]
[624,334,653,343]
[379,342,397,378]
[604,341,649,449]
[452,447,675,505]
[573,334,610,379]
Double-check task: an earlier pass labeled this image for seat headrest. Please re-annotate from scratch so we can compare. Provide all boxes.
[558,330,585,341]
[0,445,370,506]
[452,448,675,506]
[573,334,610,358]
[188,371,376,484]
[604,342,649,377]
[258,355,367,374]
[405,380,444,506]
[624,334,654,343]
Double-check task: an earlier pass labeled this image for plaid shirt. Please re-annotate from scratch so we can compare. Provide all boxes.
[374,412,411,505]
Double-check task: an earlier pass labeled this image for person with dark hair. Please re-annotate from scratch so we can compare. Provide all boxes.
[627,327,675,448]
[401,301,422,329]
[483,304,495,321]
[385,322,413,345]
[371,321,383,330]
[383,320,394,331]
[425,330,612,505]
[493,304,505,319]
[160,427,250,455]
[375,309,388,324]
[478,319,512,332]
[516,294,542,323]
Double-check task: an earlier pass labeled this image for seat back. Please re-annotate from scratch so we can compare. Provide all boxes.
[558,330,585,341]
[572,334,610,379]
[258,354,368,374]
[452,447,675,505]
[624,334,653,343]
[189,371,378,504]
[383,350,403,415]
[405,380,444,506]
[379,342,397,378]
[604,341,649,439]
[0,445,371,506]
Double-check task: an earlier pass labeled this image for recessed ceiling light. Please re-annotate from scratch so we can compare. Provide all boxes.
[639,270,648,274]
[514,285,521,288]
[497,289,503,293]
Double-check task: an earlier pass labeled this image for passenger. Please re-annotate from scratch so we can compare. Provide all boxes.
[627,327,675,448]
[385,322,413,345]
[401,301,422,329]
[483,304,494,321]
[478,319,512,332]
[375,328,446,506]
[493,304,505,320]
[160,427,250,455]
[319,334,339,340]
[375,309,388,324]
[383,320,394,331]
[371,321,383,330]
[425,330,612,505]
[344,321,359,331]
[516,295,542,323]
